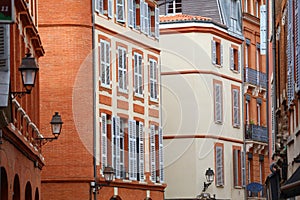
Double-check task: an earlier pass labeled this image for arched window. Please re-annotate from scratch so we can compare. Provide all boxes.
[0,167,8,200]
[13,174,21,200]
[34,188,39,200]
[25,182,32,200]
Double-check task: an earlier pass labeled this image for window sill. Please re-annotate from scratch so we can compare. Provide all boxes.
[230,69,240,74]
[215,64,222,68]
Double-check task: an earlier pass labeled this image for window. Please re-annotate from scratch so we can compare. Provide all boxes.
[128,0,136,28]
[116,0,125,22]
[166,0,182,15]
[0,25,8,71]
[244,0,248,12]
[214,81,223,123]
[128,119,145,181]
[134,52,143,96]
[257,102,261,126]
[150,125,164,183]
[255,0,260,17]
[95,0,112,17]
[215,143,224,186]
[149,59,158,100]
[232,86,240,127]
[95,0,104,14]
[230,46,240,72]
[245,100,250,124]
[211,38,223,66]
[233,146,242,187]
[140,0,150,35]
[119,118,126,178]
[117,47,127,92]
[231,0,238,30]
[100,113,109,171]
[99,39,110,87]
[245,42,250,68]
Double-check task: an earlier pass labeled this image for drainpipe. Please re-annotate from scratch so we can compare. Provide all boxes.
[266,0,270,167]
[92,0,97,199]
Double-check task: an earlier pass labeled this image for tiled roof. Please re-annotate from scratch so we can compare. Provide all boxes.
[160,14,212,23]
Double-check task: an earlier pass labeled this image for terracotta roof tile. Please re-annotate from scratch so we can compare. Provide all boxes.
[160,14,212,23]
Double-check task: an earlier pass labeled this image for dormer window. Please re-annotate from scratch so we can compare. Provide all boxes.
[166,0,182,15]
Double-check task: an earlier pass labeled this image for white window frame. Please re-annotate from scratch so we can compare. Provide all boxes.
[134,52,143,97]
[233,88,240,127]
[244,0,248,12]
[246,100,249,124]
[95,0,104,14]
[118,47,127,92]
[166,0,182,15]
[99,39,110,87]
[116,0,125,22]
[149,59,158,101]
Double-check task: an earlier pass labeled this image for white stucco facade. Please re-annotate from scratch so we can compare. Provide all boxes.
[160,21,245,199]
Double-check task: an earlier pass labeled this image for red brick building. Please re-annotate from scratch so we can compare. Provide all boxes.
[0,0,45,199]
[38,0,165,199]
[241,0,270,198]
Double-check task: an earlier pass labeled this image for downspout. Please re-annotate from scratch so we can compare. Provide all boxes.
[239,1,247,199]
[266,0,270,167]
[92,0,97,199]
[272,0,277,160]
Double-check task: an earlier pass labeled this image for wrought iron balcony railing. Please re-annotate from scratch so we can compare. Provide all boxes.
[245,124,268,143]
[245,67,267,88]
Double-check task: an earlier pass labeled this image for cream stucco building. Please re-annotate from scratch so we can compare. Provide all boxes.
[160,11,245,200]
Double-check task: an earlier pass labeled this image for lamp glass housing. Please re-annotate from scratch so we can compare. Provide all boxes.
[19,53,39,92]
[50,112,63,137]
[205,168,214,183]
[103,166,114,182]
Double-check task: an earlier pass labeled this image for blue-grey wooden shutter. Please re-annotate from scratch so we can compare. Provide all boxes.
[216,146,224,186]
[211,40,216,65]
[287,0,295,105]
[0,25,9,107]
[159,127,164,183]
[128,0,134,27]
[220,44,224,66]
[215,83,222,123]
[111,116,116,175]
[155,7,159,39]
[140,0,144,32]
[230,47,234,70]
[150,125,156,182]
[296,0,300,92]
[132,120,137,180]
[108,0,113,18]
[128,120,135,180]
[101,113,107,170]
[116,116,121,178]
[233,89,240,126]
[139,122,145,182]
[241,151,246,187]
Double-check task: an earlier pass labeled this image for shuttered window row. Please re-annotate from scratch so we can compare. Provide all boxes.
[101,115,164,182]
[96,0,159,39]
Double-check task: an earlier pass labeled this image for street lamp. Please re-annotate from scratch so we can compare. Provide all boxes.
[36,112,63,144]
[11,53,39,98]
[197,168,216,200]
[203,168,214,192]
[91,166,114,193]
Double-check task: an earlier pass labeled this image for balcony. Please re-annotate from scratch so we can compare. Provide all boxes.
[245,124,268,143]
[245,67,267,89]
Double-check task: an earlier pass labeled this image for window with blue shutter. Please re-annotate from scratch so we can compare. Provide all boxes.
[108,0,113,18]
[287,0,295,105]
[118,47,127,92]
[128,0,134,27]
[134,52,143,96]
[215,144,224,186]
[211,40,216,65]
[159,127,164,183]
[214,82,223,123]
[140,0,144,32]
[155,7,159,39]
[138,122,145,182]
[0,24,9,107]
[101,113,108,171]
[232,88,240,127]
[296,0,300,92]
[99,40,110,87]
[116,0,125,22]
[150,125,156,182]
[128,120,135,180]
